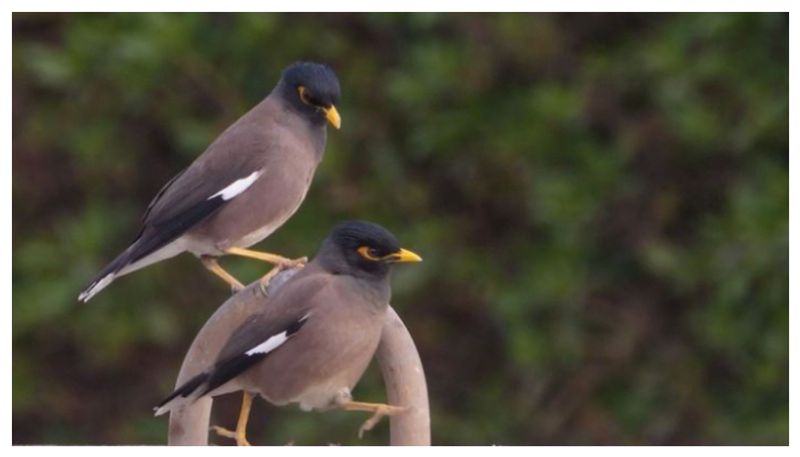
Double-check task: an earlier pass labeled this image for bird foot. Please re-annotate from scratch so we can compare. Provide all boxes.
[279,256,308,270]
[258,257,307,295]
[210,425,251,446]
[358,404,408,439]
[341,401,409,438]
[258,266,282,295]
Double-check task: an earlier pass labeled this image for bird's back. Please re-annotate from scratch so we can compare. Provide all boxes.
[143,96,290,226]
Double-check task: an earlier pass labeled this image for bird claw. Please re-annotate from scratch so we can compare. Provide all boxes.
[357,405,409,439]
[258,257,307,296]
[210,425,251,446]
[258,266,281,296]
[279,256,308,270]
[258,280,270,296]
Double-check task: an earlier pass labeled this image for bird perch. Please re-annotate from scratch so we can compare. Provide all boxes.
[166,267,431,445]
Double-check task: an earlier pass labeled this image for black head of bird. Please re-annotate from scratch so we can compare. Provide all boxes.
[317,221,422,279]
[277,61,342,130]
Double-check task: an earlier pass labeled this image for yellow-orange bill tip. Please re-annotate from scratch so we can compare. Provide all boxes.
[325,105,341,129]
[392,248,423,263]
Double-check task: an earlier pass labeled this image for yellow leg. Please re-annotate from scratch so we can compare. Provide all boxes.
[210,391,254,446]
[258,265,283,295]
[225,247,308,296]
[226,247,289,264]
[201,256,245,291]
[340,400,409,438]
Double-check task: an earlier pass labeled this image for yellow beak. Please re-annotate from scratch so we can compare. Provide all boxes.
[390,248,423,263]
[324,105,341,130]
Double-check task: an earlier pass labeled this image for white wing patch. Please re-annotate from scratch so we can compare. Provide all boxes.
[209,171,262,201]
[244,312,312,356]
[245,331,289,356]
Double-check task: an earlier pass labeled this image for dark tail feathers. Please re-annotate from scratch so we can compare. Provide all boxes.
[153,371,210,416]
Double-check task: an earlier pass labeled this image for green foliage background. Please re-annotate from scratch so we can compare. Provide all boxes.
[12,13,788,445]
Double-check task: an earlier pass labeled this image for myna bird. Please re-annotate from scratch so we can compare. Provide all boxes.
[154,221,423,445]
[78,61,342,302]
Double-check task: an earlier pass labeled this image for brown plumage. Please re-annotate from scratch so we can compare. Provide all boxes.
[154,221,422,426]
[79,62,341,302]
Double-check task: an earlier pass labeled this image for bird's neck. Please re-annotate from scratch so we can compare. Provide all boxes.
[269,90,327,162]
[351,275,392,310]
[314,255,393,306]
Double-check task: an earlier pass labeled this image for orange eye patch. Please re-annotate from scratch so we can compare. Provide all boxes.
[357,246,386,261]
[297,86,313,105]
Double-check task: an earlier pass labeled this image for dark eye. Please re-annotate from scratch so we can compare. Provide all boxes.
[367,247,380,257]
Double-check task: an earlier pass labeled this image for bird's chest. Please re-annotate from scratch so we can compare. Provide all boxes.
[236,165,315,246]
[253,299,388,410]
